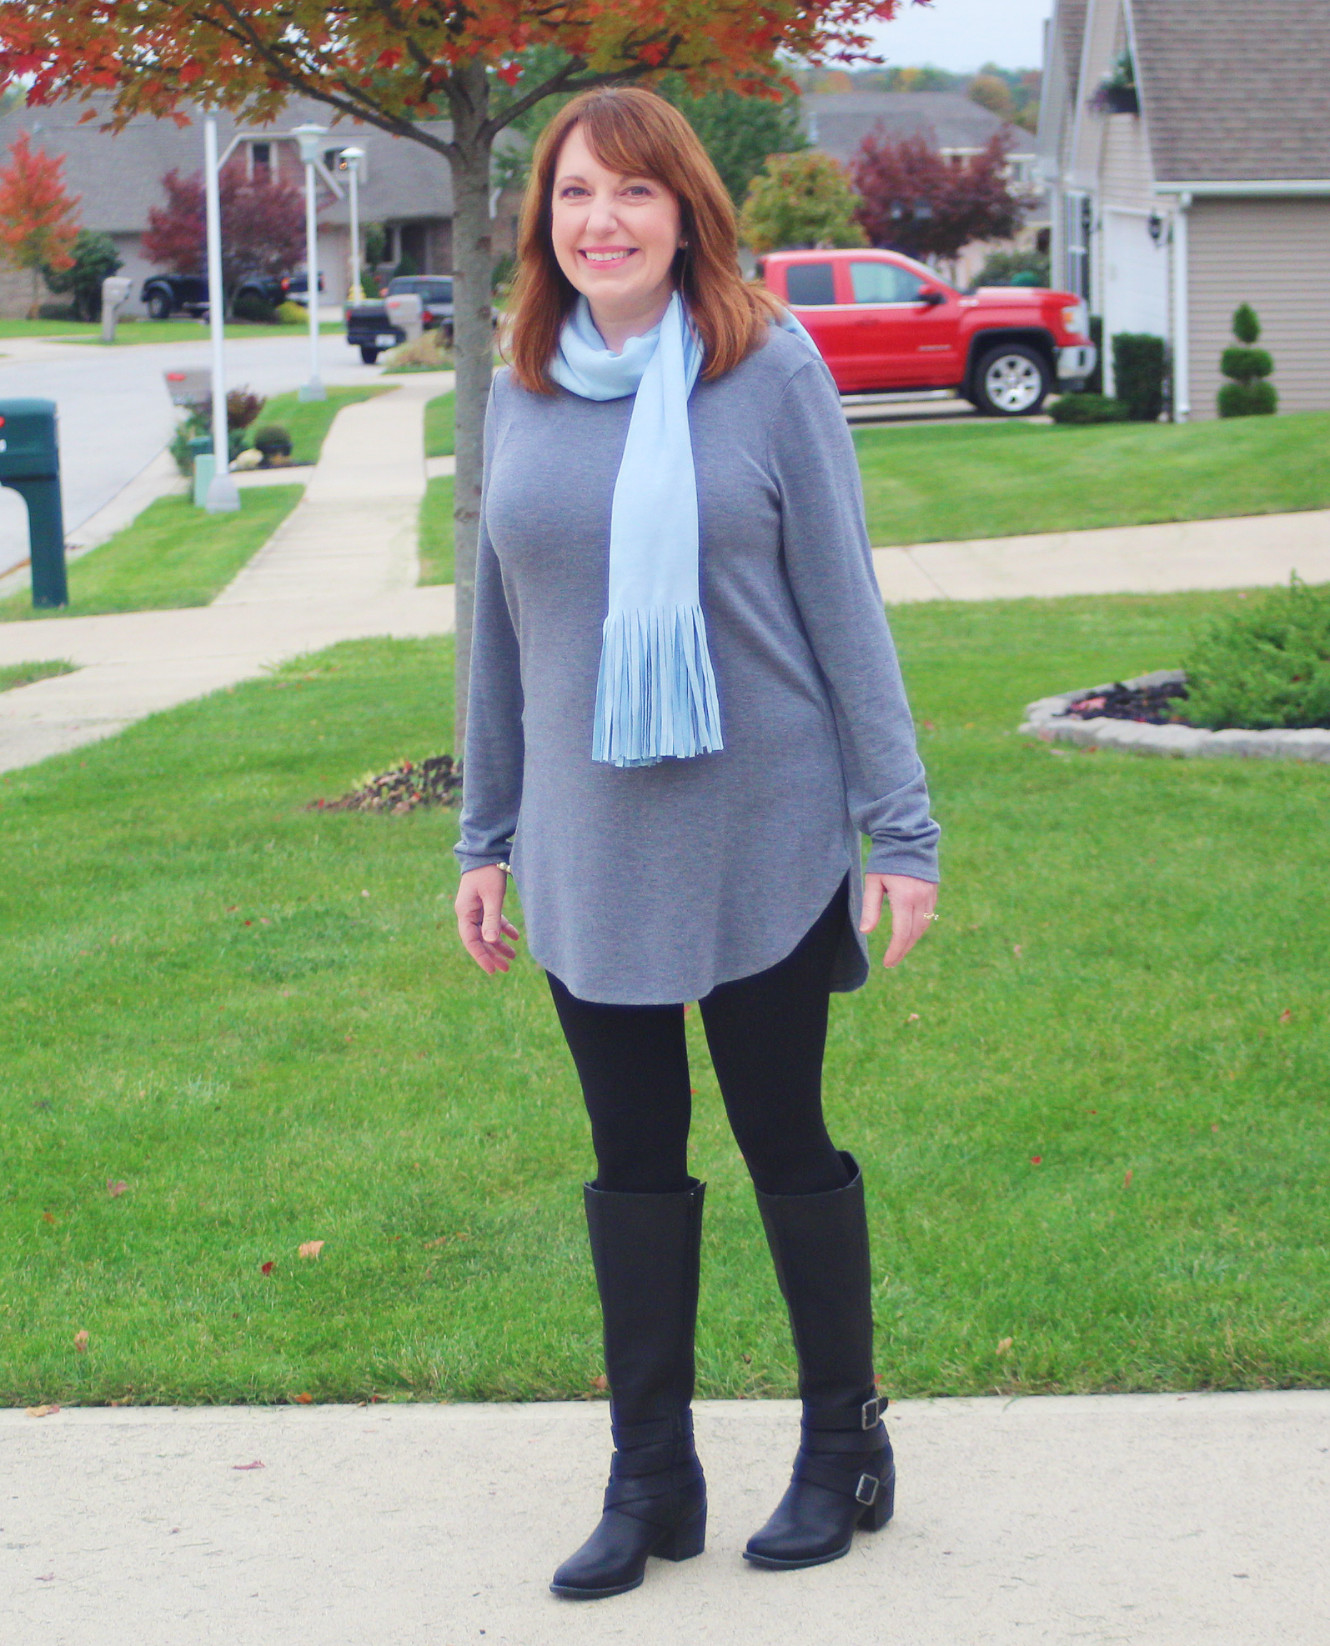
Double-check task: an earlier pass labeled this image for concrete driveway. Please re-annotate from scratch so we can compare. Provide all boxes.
[0,327,382,577]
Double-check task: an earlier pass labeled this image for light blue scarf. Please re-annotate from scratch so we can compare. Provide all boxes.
[551,290,817,769]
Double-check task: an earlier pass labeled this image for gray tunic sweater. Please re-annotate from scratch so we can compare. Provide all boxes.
[455,327,940,1005]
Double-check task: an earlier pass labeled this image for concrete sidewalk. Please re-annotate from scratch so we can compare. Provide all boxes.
[4,1392,1327,1646]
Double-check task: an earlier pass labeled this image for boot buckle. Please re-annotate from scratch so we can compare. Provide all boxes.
[854,1472,880,1506]
[861,1396,884,1429]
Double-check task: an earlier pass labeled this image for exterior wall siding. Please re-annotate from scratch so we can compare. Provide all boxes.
[1100,112,1155,208]
[1188,197,1330,419]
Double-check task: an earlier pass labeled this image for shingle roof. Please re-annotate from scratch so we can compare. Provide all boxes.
[801,91,1030,169]
[1133,0,1330,182]
[0,93,459,230]
[1060,0,1090,100]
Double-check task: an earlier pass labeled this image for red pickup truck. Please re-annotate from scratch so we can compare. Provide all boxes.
[758,248,1096,417]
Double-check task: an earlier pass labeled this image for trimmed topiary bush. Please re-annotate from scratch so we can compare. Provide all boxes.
[1049,391,1128,425]
[275,300,308,325]
[1111,331,1168,422]
[251,424,293,460]
[1217,303,1277,417]
[1182,577,1330,729]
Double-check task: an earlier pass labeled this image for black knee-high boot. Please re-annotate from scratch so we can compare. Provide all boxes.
[744,1153,895,1570]
[550,1179,707,1600]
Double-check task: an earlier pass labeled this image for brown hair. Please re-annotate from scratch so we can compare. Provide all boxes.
[505,86,782,394]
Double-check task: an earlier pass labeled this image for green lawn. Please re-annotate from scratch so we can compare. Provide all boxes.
[0,318,342,344]
[2,589,1327,1407]
[418,476,454,584]
[424,391,455,458]
[857,410,1330,546]
[0,659,76,692]
[250,386,390,467]
[0,489,303,622]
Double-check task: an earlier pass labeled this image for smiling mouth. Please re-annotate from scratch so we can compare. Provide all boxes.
[580,249,637,265]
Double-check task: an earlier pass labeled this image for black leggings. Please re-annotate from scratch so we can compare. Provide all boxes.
[547,878,852,1198]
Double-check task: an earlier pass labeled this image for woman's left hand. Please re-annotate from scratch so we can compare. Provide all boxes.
[859,872,938,969]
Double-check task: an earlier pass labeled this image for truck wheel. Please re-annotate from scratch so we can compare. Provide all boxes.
[973,344,1050,416]
[359,345,380,365]
[146,291,173,321]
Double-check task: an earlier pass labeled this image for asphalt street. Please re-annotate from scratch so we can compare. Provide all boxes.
[0,325,381,577]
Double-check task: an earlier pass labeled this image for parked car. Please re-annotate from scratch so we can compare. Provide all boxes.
[140,270,320,320]
[758,248,1096,416]
[346,275,454,364]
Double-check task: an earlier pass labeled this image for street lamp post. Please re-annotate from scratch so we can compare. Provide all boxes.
[202,116,240,512]
[339,147,367,304]
[291,123,326,402]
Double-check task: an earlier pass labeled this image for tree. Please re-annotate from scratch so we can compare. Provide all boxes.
[0,132,80,315]
[739,151,868,254]
[41,227,121,318]
[0,0,916,749]
[141,164,304,308]
[967,73,1015,121]
[661,79,807,210]
[851,128,1028,264]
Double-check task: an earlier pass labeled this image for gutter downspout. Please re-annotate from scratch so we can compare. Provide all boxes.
[1172,191,1191,422]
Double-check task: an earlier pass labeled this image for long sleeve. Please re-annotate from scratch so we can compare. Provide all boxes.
[768,356,941,882]
[454,386,525,874]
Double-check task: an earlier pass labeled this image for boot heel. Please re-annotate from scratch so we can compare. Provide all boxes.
[656,1508,706,1562]
[858,1465,895,1531]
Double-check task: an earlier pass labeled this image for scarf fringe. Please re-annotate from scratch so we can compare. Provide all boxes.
[592,604,724,769]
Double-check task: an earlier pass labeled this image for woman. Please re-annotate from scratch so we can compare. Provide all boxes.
[454,87,940,1600]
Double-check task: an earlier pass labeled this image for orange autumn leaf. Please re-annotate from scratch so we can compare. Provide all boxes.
[996,1337,1013,1356]
[74,1329,89,1353]
[1124,1169,1133,1188]
[27,1403,61,1418]
[292,1392,314,1404]
[590,1374,608,1391]
[106,1179,128,1197]
[298,1240,324,1260]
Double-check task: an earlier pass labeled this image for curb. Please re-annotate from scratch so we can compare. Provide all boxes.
[1020,668,1330,762]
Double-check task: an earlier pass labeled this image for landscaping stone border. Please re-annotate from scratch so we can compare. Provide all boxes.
[1020,669,1330,762]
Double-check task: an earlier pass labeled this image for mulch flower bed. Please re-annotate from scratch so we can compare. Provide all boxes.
[306,755,462,814]
[1064,679,1192,725]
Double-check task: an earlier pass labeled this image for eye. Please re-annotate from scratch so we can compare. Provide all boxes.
[623,183,653,198]
[557,184,589,199]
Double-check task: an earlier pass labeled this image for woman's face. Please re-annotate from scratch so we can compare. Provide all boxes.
[550,123,684,342]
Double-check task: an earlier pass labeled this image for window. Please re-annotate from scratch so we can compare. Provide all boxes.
[250,141,271,180]
[1065,190,1091,301]
[850,261,926,304]
[422,280,453,302]
[785,262,836,306]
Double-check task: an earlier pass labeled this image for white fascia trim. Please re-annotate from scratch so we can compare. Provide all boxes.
[1155,179,1330,196]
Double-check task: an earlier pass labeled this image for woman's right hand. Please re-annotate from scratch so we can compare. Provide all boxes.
[454,865,522,974]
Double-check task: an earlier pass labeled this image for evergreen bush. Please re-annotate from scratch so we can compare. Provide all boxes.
[252,424,293,459]
[1217,303,1277,417]
[1048,391,1128,425]
[1182,577,1330,729]
[1111,332,1168,421]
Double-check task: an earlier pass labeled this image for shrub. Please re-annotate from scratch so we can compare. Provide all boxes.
[971,247,1050,289]
[1086,314,1104,393]
[381,330,451,373]
[231,289,277,323]
[1048,391,1128,425]
[41,229,122,320]
[1111,331,1168,422]
[1182,577,1330,730]
[275,299,308,324]
[226,388,265,431]
[251,424,293,459]
[1217,302,1277,417]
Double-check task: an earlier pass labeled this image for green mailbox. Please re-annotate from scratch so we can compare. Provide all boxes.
[0,398,67,608]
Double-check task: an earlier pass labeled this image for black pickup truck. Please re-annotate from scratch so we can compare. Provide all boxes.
[345,275,454,363]
[140,270,321,320]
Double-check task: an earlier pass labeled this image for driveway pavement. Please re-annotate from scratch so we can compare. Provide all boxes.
[0,328,382,576]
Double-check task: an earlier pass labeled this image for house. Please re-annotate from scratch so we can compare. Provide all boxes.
[0,93,521,317]
[1038,0,1330,418]
[801,91,1048,284]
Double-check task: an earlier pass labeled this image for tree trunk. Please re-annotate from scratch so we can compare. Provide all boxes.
[447,59,495,759]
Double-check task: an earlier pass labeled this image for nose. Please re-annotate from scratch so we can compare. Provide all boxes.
[584,189,620,238]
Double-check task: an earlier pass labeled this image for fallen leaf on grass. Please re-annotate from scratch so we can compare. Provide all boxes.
[232,1460,265,1471]
[996,1338,1013,1356]
[589,1374,608,1392]
[298,1240,324,1260]
[1278,1008,1292,1024]
[922,719,936,731]
[423,1236,449,1249]
[1124,1170,1134,1188]
[1013,944,1023,958]
[1030,1156,1042,1166]
[291,1393,314,1405]
[27,1404,61,1418]
[74,1330,89,1353]
[42,1211,56,1225]
[107,1179,128,1197]
[906,1012,920,1023]
[260,1261,275,1276]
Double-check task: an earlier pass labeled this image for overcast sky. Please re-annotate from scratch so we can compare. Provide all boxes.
[862,0,1055,73]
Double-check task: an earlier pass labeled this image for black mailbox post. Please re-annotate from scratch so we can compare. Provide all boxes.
[0,398,67,608]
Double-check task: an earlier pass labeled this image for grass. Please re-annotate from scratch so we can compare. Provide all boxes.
[0,489,303,622]
[249,386,390,467]
[857,410,1330,545]
[0,659,76,692]
[2,588,1328,1407]
[418,476,454,585]
[424,391,455,458]
[0,318,343,344]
